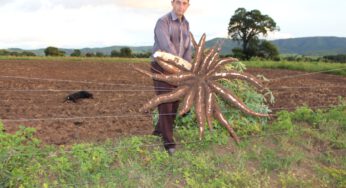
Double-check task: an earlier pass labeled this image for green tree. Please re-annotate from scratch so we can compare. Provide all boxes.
[85,52,95,57]
[323,54,346,63]
[111,50,120,57]
[21,51,36,56]
[120,47,132,57]
[96,52,104,57]
[0,50,10,56]
[228,8,279,59]
[231,48,245,59]
[257,40,279,60]
[9,52,19,56]
[133,52,152,58]
[70,49,81,57]
[44,46,65,56]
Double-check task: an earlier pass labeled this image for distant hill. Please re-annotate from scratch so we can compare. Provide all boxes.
[206,36,346,56]
[272,37,346,56]
[6,36,346,56]
[205,38,240,55]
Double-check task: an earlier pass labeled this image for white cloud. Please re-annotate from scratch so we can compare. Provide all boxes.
[49,0,116,8]
[0,0,171,11]
[0,0,11,4]
[0,1,162,49]
[0,0,175,49]
[1,0,346,49]
[115,0,169,10]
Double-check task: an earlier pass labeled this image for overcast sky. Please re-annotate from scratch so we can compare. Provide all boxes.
[1,0,345,49]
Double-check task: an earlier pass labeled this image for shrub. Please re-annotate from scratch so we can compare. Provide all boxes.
[70,49,81,57]
[44,46,65,56]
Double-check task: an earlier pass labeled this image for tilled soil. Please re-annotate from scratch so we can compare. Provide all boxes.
[0,60,345,145]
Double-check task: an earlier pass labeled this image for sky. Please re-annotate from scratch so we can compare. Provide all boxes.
[1,0,345,49]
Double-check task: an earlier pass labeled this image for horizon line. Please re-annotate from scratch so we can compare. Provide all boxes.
[2,35,345,51]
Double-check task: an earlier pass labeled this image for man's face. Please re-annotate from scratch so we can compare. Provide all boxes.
[171,0,189,17]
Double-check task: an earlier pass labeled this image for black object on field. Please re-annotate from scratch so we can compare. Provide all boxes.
[64,91,94,103]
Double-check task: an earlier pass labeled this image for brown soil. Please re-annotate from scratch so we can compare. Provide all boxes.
[0,60,345,145]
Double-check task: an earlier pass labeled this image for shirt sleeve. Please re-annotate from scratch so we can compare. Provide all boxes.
[183,23,192,62]
[183,43,192,62]
[154,19,178,56]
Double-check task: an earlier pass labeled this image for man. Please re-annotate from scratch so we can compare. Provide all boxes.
[151,0,191,155]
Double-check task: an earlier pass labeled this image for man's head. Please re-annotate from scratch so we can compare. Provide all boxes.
[171,0,190,19]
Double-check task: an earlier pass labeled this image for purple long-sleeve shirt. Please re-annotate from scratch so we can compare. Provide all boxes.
[152,11,192,62]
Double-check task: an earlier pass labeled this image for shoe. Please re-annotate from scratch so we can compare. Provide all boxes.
[181,110,191,117]
[167,148,175,156]
[152,130,161,137]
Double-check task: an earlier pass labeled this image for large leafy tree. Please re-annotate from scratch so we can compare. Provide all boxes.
[70,49,81,57]
[120,47,132,57]
[44,46,65,56]
[228,8,279,59]
[257,40,279,60]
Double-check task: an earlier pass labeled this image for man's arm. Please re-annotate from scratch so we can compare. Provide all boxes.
[183,42,192,62]
[183,22,192,62]
[154,19,178,56]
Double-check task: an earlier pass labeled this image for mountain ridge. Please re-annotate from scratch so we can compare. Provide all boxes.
[6,36,346,56]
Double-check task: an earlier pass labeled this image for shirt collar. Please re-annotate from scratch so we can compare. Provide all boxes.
[170,11,185,22]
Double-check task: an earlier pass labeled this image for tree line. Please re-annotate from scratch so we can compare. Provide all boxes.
[45,46,151,58]
[0,49,36,57]
[2,46,346,63]
[0,47,152,58]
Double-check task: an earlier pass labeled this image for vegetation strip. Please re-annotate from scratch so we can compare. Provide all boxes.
[244,60,346,76]
[1,105,345,187]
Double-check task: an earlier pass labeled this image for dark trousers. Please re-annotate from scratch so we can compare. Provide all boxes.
[151,61,179,150]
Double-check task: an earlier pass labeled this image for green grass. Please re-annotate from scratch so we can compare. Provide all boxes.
[1,105,345,187]
[244,60,346,76]
[1,56,346,76]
